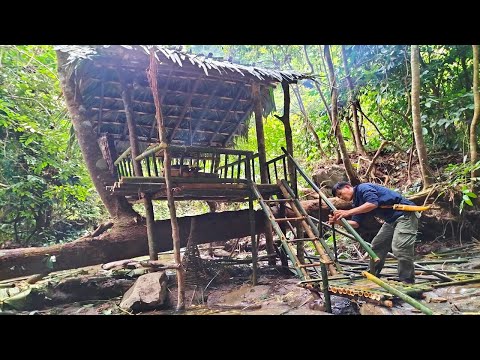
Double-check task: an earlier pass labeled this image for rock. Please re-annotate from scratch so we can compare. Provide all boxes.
[120,272,168,313]
[312,165,347,196]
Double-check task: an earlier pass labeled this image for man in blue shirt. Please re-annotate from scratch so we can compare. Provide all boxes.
[329,182,419,284]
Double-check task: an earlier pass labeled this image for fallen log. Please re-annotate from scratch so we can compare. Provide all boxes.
[5,194,459,282]
[0,210,266,281]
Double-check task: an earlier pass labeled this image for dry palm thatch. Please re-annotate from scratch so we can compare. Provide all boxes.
[55,45,314,151]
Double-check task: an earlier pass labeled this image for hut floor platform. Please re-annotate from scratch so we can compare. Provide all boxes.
[107,176,280,202]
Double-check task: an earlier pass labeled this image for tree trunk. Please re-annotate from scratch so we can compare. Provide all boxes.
[303,45,340,157]
[0,210,266,281]
[275,81,297,194]
[291,85,326,157]
[410,45,434,189]
[341,45,367,156]
[323,45,360,186]
[56,51,137,220]
[2,195,470,281]
[0,197,357,281]
[470,45,480,179]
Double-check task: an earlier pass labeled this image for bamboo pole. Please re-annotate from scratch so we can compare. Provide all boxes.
[114,147,131,166]
[148,49,185,311]
[168,145,253,157]
[250,182,307,280]
[135,142,168,162]
[121,177,249,184]
[279,180,339,274]
[362,271,434,315]
[431,277,480,288]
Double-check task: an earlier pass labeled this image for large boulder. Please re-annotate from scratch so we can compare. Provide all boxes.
[120,271,168,313]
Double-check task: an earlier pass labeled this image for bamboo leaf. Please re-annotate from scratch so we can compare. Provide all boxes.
[463,195,473,206]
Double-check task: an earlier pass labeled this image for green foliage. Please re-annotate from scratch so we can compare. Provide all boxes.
[442,160,480,213]
[0,46,105,246]
[1,44,477,247]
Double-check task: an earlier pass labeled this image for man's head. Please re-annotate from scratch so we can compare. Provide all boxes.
[332,181,354,201]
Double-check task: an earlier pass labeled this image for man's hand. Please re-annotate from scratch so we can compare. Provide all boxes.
[329,212,360,229]
[332,209,351,222]
[328,214,339,225]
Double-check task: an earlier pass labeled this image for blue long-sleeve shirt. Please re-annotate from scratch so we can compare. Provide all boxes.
[351,183,415,225]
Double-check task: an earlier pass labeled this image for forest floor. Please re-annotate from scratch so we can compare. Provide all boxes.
[3,240,480,316]
[1,149,479,315]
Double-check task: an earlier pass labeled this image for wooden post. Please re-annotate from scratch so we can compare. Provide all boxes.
[246,153,257,285]
[206,201,217,257]
[252,82,276,265]
[119,75,143,177]
[276,82,303,263]
[148,49,185,311]
[280,82,296,195]
[320,260,332,313]
[278,196,289,270]
[119,73,158,260]
[97,134,118,178]
[253,83,267,183]
[143,193,157,259]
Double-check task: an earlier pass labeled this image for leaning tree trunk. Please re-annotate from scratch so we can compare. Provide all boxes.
[56,51,138,220]
[410,45,434,189]
[470,45,480,179]
[324,45,360,186]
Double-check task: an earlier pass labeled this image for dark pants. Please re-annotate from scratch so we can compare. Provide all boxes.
[370,212,418,283]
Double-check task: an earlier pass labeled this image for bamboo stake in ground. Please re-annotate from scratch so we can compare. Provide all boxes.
[362,271,434,315]
[148,49,185,311]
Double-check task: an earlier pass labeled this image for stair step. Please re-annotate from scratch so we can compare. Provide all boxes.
[298,262,322,268]
[287,237,319,242]
[298,261,333,268]
[273,216,305,222]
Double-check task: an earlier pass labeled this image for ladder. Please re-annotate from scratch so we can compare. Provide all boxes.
[250,179,342,281]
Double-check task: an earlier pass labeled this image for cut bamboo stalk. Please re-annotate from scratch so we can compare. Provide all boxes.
[362,271,434,315]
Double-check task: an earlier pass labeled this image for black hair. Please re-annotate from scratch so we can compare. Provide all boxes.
[332,181,351,197]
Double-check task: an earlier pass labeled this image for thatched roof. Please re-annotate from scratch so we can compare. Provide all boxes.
[56,45,313,148]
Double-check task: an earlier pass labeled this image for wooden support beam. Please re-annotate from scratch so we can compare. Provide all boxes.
[93,89,253,105]
[148,50,185,311]
[223,103,254,147]
[209,87,246,146]
[169,78,202,141]
[168,144,253,157]
[97,134,118,177]
[252,82,276,265]
[118,71,143,177]
[149,68,173,140]
[253,83,268,184]
[278,81,296,195]
[91,110,246,127]
[191,81,223,141]
[94,61,276,86]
